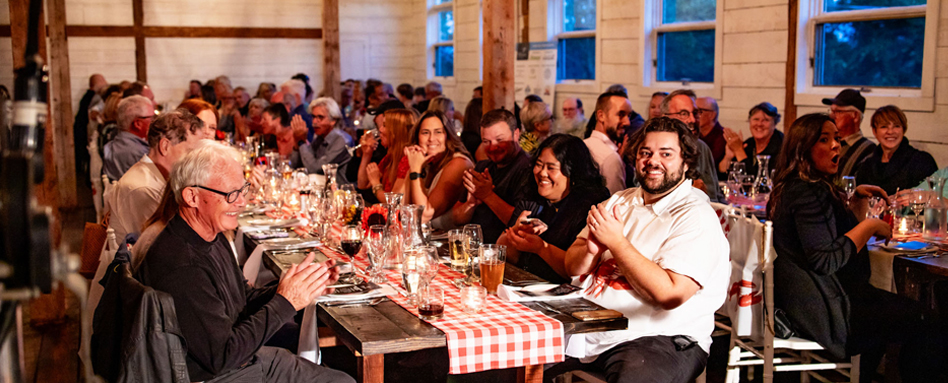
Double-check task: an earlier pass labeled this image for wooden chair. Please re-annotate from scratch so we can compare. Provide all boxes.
[718,209,859,383]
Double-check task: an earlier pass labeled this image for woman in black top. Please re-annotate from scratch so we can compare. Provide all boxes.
[768,113,942,382]
[498,134,610,283]
[719,102,784,177]
[855,105,938,195]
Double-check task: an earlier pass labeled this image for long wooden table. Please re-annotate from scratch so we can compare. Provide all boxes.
[893,254,948,314]
[244,234,627,383]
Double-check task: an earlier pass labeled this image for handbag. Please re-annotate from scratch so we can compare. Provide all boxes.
[80,212,110,279]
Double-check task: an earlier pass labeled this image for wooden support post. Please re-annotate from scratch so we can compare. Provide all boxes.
[9,0,66,326]
[322,0,341,102]
[516,364,543,383]
[483,0,516,113]
[520,0,529,44]
[132,0,147,82]
[784,0,799,130]
[47,0,77,208]
[356,353,384,383]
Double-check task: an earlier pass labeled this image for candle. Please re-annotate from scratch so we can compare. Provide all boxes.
[897,216,910,235]
[460,285,486,314]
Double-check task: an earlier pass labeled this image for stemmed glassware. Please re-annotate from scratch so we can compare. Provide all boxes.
[366,225,389,283]
[462,224,483,282]
[339,224,364,284]
[402,246,439,306]
[346,129,380,156]
[841,176,857,205]
[909,190,930,232]
[867,196,888,220]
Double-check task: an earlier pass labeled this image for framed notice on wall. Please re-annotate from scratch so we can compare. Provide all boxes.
[514,42,557,104]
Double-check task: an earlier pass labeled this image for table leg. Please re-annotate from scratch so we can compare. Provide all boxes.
[356,353,384,383]
[517,364,543,383]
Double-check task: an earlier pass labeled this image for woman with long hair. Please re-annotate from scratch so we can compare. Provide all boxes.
[768,113,942,382]
[178,98,219,139]
[404,110,474,228]
[498,134,609,283]
[358,109,416,202]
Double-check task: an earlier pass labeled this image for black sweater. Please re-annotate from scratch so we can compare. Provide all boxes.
[855,137,937,196]
[136,215,296,381]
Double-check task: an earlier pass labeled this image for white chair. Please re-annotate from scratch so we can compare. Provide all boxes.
[718,209,859,383]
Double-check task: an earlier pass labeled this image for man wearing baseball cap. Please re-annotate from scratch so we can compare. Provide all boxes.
[822,88,875,177]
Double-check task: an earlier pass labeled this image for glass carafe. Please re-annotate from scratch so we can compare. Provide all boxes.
[383,204,404,270]
[754,155,772,203]
[321,163,339,194]
[923,176,947,241]
[401,204,426,252]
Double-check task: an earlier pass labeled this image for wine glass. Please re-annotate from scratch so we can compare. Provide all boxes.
[909,190,930,232]
[841,176,856,204]
[366,225,389,283]
[339,224,364,284]
[417,246,440,288]
[346,129,380,156]
[867,196,887,220]
[401,249,423,305]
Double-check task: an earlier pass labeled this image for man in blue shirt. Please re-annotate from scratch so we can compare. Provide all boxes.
[103,95,153,181]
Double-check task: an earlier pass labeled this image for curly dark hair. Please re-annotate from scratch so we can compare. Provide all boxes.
[529,134,606,197]
[625,117,700,181]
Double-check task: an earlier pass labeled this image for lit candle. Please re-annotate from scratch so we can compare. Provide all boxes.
[897,217,910,235]
[460,285,486,314]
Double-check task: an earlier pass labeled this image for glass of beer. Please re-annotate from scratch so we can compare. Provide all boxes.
[447,229,468,272]
[479,245,506,294]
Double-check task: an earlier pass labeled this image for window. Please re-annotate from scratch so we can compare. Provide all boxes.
[554,0,596,81]
[652,0,716,84]
[428,0,455,78]
[813,1,926,88]
[796,0,936,109]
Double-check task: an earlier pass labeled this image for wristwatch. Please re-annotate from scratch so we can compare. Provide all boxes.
[409,172,422,180]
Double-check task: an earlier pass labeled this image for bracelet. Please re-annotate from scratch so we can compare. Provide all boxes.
[371,184,384,193]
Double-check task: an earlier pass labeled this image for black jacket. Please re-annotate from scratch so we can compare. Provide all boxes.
[770,178,870,359]
[855,137,938,195]
[92,251,190,383]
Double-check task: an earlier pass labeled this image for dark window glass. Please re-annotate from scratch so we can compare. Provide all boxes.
[439,11,454,42]
[557,37,595,81]
[564,0,596,32]
[435,45,454,77]
[657,29,714,83]
[815,17,924,88]
[432,0,451,4]
[662,0,716,23]
[824,0,924,13]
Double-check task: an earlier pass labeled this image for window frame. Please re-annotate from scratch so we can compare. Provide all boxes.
[548,0,600,87]
[794,0,939,112]
[639,0,723,99]
[427,0,457,80]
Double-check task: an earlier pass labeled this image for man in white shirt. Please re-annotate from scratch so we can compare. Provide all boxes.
[549,117,729,383]
[584,92,631,194]
[88,109,205,315]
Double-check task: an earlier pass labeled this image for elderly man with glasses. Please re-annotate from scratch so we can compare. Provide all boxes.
[656,89,722,202]
[103,95,154,181]
[823,88,875,177]
[135,141,354,383]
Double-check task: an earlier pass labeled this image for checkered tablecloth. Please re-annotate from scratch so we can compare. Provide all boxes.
[254,206,565,373]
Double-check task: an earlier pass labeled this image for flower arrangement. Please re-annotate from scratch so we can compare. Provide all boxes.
[361,204,392,232]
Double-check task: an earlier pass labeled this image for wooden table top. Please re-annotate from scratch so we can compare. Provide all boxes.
[893,253,948,278]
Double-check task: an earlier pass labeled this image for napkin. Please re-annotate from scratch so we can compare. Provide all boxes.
[497,283,584,302]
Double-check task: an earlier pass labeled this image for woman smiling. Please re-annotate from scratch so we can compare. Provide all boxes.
[498,134,609,283]
[405,110,474,229]
[718,102,783,177]
[855,105,937,195]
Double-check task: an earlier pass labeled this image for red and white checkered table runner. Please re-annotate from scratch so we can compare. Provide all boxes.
[267,208,565,374]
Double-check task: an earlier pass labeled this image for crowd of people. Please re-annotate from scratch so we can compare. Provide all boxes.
[74,70,948,383]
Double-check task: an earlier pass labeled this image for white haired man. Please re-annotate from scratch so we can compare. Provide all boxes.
[103,95,154,181]
[135,141,354,383]
[300,98,352,184]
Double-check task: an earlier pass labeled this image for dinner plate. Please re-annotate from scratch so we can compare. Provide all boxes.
[880,241,937,253]
[245,218,300,228]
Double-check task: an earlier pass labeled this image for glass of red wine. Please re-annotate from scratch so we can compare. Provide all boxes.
[339,224,364,284]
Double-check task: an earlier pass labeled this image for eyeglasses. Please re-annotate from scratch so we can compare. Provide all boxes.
[664,109,700,119]
[696,108,714,115]
[192,182,251,203]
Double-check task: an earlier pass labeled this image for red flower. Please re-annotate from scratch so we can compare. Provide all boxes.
[361,204,392,232]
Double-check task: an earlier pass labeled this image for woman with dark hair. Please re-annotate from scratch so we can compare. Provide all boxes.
[719,102,783,176]
[768,113,942,382]
[405,110,474,229]
[855,105,937,195]
[498,134,610,283]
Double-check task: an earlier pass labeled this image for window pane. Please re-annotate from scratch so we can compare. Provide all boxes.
[439,11,454,42]
[815,18,924,88]
[564,0,596,32]
[432,0,451,5]
[557,37,595,81]
[657,30,714,83]
[435,45,454,77]
[824,0,924,13]
[663,0,716,24]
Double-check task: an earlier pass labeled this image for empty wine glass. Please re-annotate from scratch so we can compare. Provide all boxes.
[417,246,440,289]
[909,190,930,232]
[462,224,483,282]
[841,176,856,203]
[346,129,380,156]
[867,196,887,219]
[366,225,389,283]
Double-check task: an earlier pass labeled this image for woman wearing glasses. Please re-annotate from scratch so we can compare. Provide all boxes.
[717,102,783,177]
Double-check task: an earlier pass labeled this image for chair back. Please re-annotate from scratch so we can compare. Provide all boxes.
[722,209,775,341]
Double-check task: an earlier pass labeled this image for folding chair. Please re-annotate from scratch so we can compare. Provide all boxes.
[718,209,859,383]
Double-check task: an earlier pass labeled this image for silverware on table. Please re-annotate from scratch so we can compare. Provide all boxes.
[322,296,387,308]
[535,302,568,316]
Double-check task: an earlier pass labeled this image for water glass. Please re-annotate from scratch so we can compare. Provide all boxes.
[418,286,444,320]
[462,224,483,281]
[384,192,403,206]
[366,225,388,283]
[460,285,487,315]
[447,229,469,272]
[479,245,506,294]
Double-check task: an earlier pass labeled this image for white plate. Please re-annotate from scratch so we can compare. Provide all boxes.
[880,241,937,253]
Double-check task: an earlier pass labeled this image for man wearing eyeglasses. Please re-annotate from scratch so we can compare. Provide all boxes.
[658,89,722,202]
[103,95,154,182]
[823,88,875,177]
[136,141,353,383]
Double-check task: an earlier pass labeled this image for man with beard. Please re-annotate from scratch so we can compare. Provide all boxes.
[659,89,722,201]
[547,117,729,383]
[558,97,587,138]
[584,92,630,194]
[452,109,533,244]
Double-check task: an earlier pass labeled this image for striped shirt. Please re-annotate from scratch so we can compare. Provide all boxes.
[838,132,876,178]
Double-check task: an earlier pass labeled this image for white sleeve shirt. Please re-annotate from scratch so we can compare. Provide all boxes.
[584,130,627,194]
